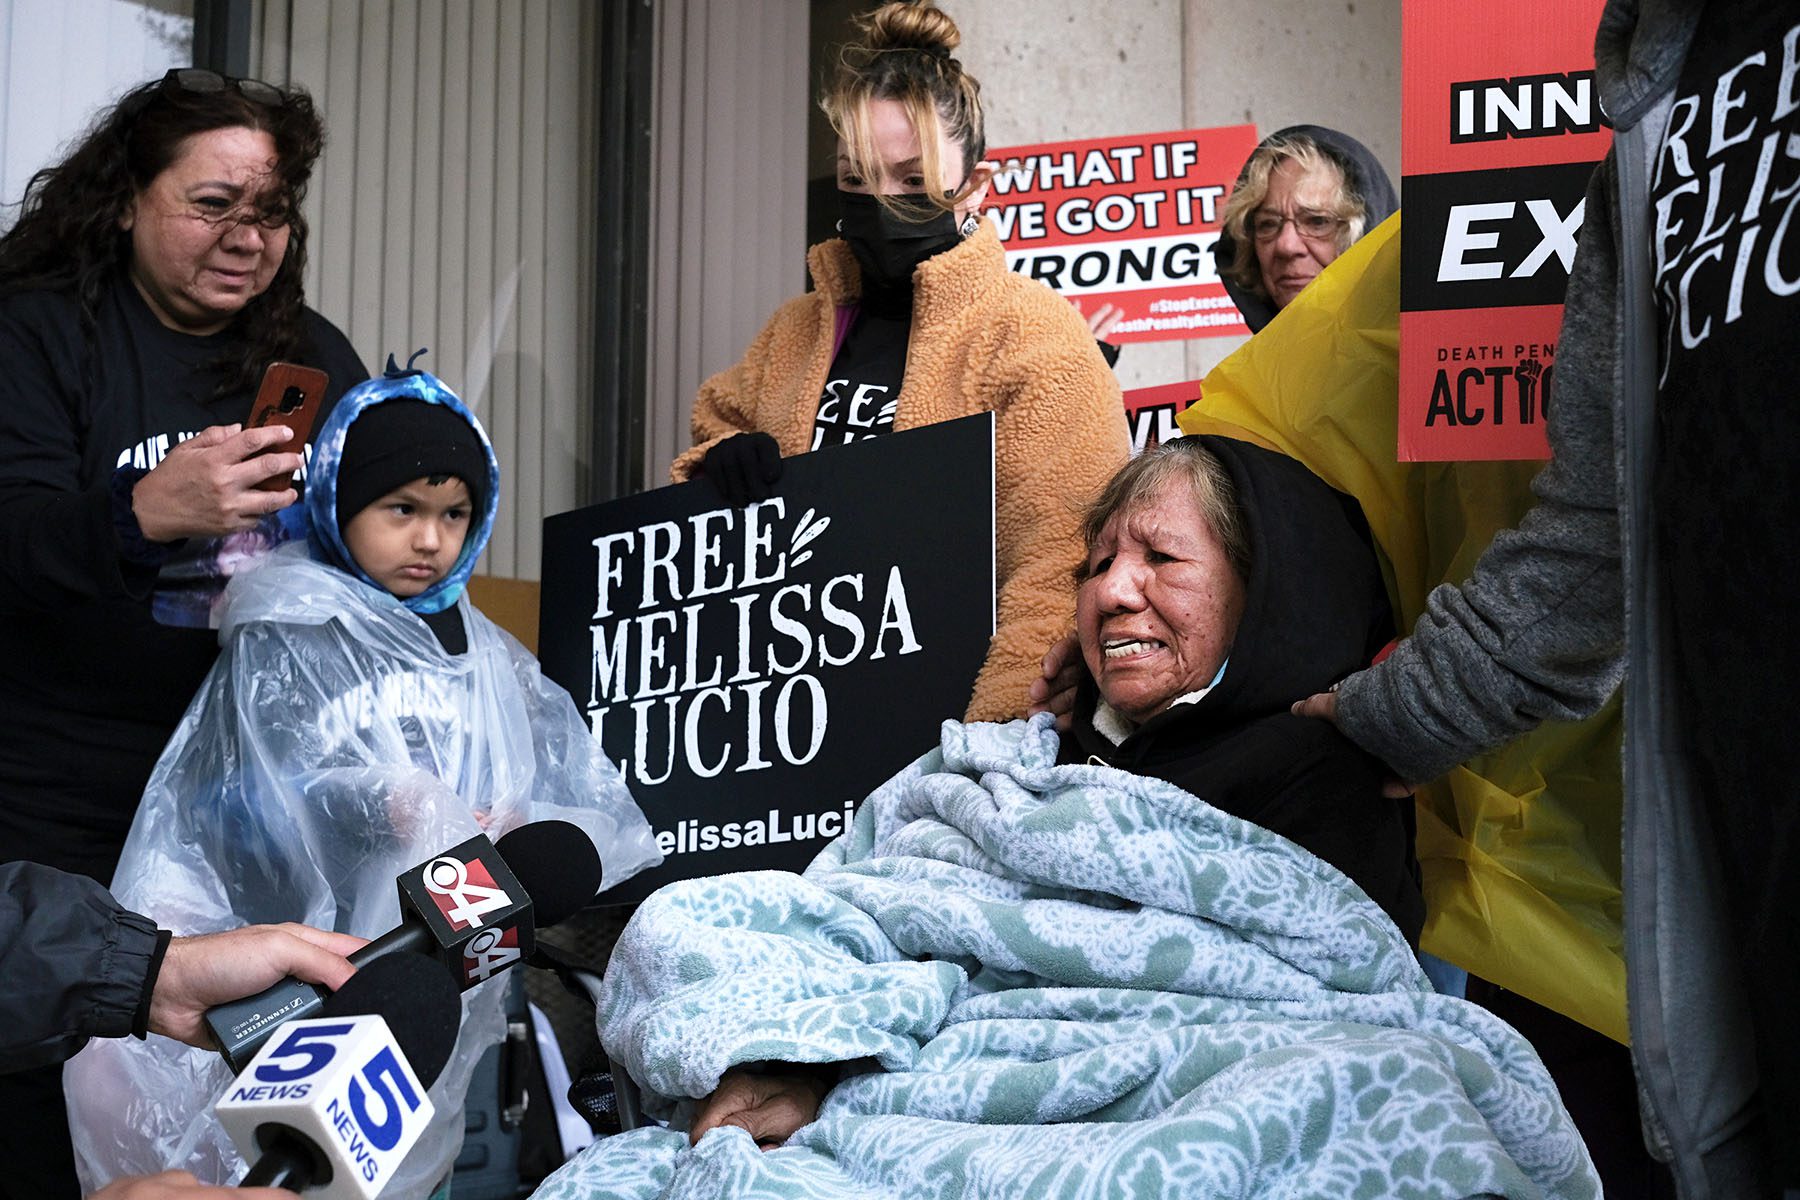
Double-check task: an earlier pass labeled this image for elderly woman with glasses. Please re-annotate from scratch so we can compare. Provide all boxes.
[1211,126,1398,331]
[0,68,364,1196]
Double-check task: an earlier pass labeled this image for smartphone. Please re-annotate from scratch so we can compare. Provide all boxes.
[246,362,329,492]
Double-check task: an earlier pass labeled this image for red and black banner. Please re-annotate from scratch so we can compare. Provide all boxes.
[1122,380,1200,455]
[1399,0,1610,460]
[985,127,1261,343]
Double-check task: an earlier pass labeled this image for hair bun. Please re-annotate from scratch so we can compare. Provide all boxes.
[860,2,960,57]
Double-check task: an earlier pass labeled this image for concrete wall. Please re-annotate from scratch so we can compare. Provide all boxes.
[952,0,1400,391]
[1180,0,1399,175]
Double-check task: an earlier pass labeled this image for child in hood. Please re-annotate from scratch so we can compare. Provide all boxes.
[66,357,661,1199]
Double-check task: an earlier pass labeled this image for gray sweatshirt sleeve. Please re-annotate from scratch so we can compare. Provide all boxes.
[1334,153,1627,784]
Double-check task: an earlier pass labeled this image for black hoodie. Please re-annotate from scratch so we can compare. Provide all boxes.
[1212,125,1399,334]
[1060,436,1423,944]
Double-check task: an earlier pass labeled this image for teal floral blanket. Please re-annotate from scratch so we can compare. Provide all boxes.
[535,718,1598,1199]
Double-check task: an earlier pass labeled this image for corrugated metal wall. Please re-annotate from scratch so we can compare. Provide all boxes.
[242,0,809,571]
[251,0,597,582]
[643,0,810,482]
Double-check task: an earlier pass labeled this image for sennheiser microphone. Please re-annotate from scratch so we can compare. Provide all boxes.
[216,953,462,1197]
[206,820,602,1072]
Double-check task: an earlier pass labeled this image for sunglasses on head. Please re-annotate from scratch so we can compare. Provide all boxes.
[122,68,286,118]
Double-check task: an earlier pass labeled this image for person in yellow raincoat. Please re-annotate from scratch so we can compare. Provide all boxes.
[1176,215,1627,1048]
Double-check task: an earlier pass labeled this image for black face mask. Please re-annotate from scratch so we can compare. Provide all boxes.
[838,191,962,292]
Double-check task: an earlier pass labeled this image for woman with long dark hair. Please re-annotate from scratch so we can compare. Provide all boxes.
[0,69,364,1197]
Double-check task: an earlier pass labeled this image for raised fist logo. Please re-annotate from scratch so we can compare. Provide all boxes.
[1515,356,1544,424]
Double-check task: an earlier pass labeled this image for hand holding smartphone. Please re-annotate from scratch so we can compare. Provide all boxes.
[246,363,329,492]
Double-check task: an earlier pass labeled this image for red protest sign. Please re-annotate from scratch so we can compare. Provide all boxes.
[1122,380,1200,454]
[1398,0,1609,461]
[984,126,1261,343]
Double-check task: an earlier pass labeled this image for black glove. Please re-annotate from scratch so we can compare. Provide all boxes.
[700,432,784,507]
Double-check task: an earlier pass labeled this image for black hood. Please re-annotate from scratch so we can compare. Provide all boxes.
[1063,437,1419,942]
[1065,437,1418,942]
[1214,125,1399,333]
[1080,435,1394,736]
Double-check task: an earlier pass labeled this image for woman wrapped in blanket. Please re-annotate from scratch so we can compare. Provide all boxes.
[561,438,1598,1199]
[683,435,1423,1149]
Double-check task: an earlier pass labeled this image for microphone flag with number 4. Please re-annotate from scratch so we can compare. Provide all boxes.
[205,821,599,1073]
[203,825,533,1070]
[396,832,534,981]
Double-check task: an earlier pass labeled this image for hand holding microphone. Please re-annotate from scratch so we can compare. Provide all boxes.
[150,925,365,1050]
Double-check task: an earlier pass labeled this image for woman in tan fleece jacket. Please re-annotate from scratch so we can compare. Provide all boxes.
[672,1,1127,723]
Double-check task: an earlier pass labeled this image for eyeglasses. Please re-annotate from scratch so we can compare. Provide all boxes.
[122,68,286,119]
[1249,210,1345,243]
[166,68,285,106]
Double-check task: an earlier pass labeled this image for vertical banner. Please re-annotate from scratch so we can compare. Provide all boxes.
[985,126,1261,343]
[538,416,997,905]
[1399,0,1610,460]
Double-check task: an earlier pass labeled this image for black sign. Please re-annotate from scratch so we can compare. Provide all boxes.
[539,415,996,904]
[1400,161,1599,312]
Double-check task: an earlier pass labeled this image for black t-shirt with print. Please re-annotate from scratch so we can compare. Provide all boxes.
[1648,2,1800,1163]
[811,289,908,451]
[0,275,366,880]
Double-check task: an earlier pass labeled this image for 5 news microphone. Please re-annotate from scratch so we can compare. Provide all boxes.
[205,819,603,1072]
[216,953,462,1197]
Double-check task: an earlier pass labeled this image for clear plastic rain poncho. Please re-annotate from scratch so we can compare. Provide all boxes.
[65,364,661,1197]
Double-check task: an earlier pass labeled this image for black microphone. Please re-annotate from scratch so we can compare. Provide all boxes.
[216,954,463,1195]
[206,820,602,1072]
